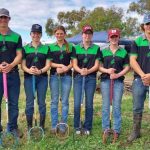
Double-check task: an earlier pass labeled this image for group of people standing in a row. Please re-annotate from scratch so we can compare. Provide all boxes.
[0,8,150,144]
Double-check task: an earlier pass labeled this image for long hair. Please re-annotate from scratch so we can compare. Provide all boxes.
[54,26,70,53]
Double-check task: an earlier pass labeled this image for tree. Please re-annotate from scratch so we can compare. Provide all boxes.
[122,17,140,36]
[45,18,58,36]
[128,0,150,14]
[45,6,139,37]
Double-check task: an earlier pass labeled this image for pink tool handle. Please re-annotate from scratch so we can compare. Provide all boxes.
[3,73,8,99]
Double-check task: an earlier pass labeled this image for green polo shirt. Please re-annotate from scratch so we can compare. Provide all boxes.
[23,43,51,77]
[0,29,22,71]
[100,46,129,81]
[49,42,74,76]
[71,43,101,77]
[130,36,150,78]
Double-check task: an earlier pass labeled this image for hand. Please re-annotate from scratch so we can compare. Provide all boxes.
[107,68,116,74]
[28,66,38,75]
[0,62,13,73]
[80,68,88,76]
[56,67,64,74]
[61,65,69,73]
[110,73,120,80]
[141,74,150,86]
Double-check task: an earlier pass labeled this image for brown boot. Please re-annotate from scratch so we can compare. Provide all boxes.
[102,129,110,144]
[127,113,142,142]
[112,131,119,143]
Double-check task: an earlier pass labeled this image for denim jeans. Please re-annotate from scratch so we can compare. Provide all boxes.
[132,78,149,114]
[101,79,124,133]
[73,74,96,131]
[0,71,20,131]
[24,75,48,117]
[50,74,72,129]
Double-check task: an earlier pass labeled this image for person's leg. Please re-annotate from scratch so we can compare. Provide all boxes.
[37,76,48,129]
[60,75,72,123]
[113,80,124,134]
[84,75,96,132]
[127,78,147,142]
[0,73,3,132]
[50,75,59,129]
[7,72,20,131]
[101,79,110,131]
[73,75,82,132]
[24,76,34,130]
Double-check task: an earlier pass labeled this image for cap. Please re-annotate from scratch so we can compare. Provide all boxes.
[82,25,93,33]
[108,28,120,38]
[142,13,150,24]
[31,24,42,33]
[0,8,10,18]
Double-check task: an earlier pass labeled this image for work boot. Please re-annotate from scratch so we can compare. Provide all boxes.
[40,115,45,131]
[112,131,119,143]
[26,115,33,131]
[12,128,23,138]
[127,113,142,142]
[102,129,111,144]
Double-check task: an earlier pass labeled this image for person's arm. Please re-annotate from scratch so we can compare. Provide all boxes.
[2,50,22,73]
[87,60,99,74]
[110,65,130,79]
[99,63,116,74]
[21,59,34,74]
[72,59,82,74]
[130,55,145,77]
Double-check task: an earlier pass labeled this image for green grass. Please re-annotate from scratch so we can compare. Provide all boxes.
[1,70,150,150]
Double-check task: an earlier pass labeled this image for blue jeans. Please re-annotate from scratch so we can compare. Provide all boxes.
[50,74,72,128]
[101,79,124,133]
[132,78,149,114]
[0,71,20,131]
[24,75,48,117]
[73,74,96,131]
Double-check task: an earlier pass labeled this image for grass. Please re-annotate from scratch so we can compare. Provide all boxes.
[1,70,150,150]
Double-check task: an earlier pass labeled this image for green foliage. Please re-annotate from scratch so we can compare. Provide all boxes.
[128,0,150,14]
[45,5,140,37]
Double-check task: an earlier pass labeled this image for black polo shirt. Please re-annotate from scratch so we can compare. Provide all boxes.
[0,29,22,71]
[71,43,101,77]
[130,36,150,78]
[23,43,51,77]
[100,46,129,81]
[49,42,74,76]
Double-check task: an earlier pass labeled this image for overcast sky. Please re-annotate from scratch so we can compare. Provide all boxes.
[0,0,138,43]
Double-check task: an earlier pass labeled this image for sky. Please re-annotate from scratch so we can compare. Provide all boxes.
[0,0,138,43]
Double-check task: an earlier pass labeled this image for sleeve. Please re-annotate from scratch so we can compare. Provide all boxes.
[71,46,77,59]
[22,47,26,60]
[48,46,53,61]
[16,36,23,51]
[123,52,129,67]
[130,41,138,56]
[96,47,102,61]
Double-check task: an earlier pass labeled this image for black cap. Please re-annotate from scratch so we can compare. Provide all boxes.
[31,24,42,33]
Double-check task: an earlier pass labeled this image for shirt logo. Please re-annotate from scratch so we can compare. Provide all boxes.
[1,45,7,52]
[59,54,64,60]
[83,57,88,64]
[147,52,150,57]
[111,59,115,65]
[33,56,38,63]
